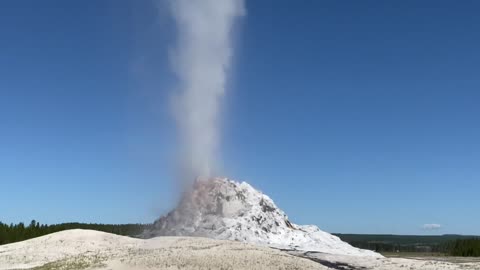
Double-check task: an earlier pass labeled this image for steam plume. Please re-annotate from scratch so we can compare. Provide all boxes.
[169,0,245,181]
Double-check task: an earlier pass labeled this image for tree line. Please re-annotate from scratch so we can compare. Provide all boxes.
[335,233,480,257]
[0,220,151,245]
[349,238,480,257]
[449,238,480,257]
[345,240,450,253]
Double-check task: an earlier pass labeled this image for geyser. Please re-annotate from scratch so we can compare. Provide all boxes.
[155,1,379,259]
[168,0,245,181]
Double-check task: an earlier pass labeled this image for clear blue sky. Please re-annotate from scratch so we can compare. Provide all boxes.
[1,1,479,235]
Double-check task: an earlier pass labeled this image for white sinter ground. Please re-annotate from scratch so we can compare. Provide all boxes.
[2,229,479,269]
[146,177,379,256]
[0,229,329,270]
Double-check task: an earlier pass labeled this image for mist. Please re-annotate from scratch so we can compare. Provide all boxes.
[168,0,245,182]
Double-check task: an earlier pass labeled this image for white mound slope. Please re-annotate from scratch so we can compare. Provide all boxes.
[0,229,328,270]
[146,177,379,257]
[3,230,479,270]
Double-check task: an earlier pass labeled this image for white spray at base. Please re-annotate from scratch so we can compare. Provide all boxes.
[168,0,245,181]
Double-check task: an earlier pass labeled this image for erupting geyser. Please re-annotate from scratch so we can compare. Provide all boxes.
[159,0,379,258]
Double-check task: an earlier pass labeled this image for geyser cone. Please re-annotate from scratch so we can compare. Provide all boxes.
[146,177,381,257]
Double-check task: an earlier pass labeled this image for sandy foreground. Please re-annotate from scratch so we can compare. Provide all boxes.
[287,251,480,270]
[1,230,479,270]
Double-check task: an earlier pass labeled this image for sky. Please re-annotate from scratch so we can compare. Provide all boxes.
[1,0,479,235]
